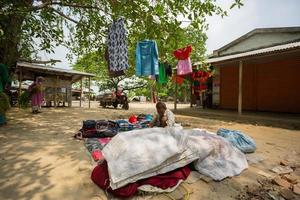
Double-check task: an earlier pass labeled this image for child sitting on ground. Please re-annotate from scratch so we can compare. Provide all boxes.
[149,102,175,128]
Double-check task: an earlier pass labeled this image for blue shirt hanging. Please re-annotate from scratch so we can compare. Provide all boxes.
[135,40,159,76]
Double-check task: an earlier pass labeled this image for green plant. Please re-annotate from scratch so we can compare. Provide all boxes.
[0,92,10,115]
[18,91,30,109]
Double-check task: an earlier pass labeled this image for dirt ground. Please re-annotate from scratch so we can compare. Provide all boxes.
[0,102,299,200]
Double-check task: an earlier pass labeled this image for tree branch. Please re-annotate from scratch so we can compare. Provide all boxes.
[50,2,102,10]
[31,1,109,15]
[52,8,79,24]
[123,84,148,91]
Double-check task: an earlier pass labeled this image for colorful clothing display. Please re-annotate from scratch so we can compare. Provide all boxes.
[158,63,167,84]
[105,47,125,77]
[173,45,193,75]
[107,18,129,72]
[176,57,192,75]
[165,63,173,77]
[172,75,184,85]
[173,45,192,60]
[135,40,159,76]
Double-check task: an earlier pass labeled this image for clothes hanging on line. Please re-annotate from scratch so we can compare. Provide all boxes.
[135,40,159,76]
[173,45,192,60]
[172,75,184,85]
[165,63,173,77]
[173,45,193,76]
[158,63,167,84]
[176,57,192,75]
[106,18,129,73]
[105,47,125,77]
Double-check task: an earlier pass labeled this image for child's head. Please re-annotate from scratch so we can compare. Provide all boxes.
[156,102,167,116]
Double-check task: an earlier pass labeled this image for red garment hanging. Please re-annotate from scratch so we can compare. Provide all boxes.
[172,75,185,85]
[173,45,192,60]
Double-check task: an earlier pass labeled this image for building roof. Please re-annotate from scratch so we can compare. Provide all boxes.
[212,26,300,57]
[197,41,300,64]
[17,62,95,77]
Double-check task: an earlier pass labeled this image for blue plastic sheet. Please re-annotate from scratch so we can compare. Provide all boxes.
[217,128,256,153]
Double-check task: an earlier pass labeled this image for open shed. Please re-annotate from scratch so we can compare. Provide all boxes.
[15,62,95,108]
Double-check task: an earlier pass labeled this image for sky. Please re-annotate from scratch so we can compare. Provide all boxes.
[38,0,300,69]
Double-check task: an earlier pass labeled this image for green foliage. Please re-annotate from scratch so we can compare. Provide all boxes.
[18,91,30,109]
[0,92,10,115]
[1,0,243,96]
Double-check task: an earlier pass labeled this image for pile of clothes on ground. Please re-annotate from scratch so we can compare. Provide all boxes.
[75,117,257,198]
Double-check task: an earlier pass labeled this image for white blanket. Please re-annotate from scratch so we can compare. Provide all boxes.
[102,127,248,189]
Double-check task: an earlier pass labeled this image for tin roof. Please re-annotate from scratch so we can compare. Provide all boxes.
[16,62,95,77]
[199,41,300,64]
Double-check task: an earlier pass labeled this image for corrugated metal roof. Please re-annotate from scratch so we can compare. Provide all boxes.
[16,62,95,77]
[197,41,300,64]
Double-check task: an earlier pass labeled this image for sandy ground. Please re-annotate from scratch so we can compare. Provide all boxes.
[0,101,299,200]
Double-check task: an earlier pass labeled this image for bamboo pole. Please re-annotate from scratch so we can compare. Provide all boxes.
[18,67,22,108]
[88,76,91,109]
[174,74,178,110]
[80,78,83,107]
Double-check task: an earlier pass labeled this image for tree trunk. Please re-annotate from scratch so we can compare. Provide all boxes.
[0,2,30,69]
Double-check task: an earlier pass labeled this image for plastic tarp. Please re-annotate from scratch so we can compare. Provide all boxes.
[102,127,248,189]
[217,128,256,153]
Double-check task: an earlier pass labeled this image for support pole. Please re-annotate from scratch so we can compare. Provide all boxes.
[18,67,22,108]
[190,77,193,107]
[88,76,91,109]
[238,60,243,115]
[80,78,83,107]
[54,75,58,107]
[174,75,178,110]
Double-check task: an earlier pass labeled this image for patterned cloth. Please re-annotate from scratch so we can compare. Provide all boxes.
[107,18,129,72]
[135,40,159,76]
[116,119,151,131]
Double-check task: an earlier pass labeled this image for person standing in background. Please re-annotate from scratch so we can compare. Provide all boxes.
[28,76,45,114]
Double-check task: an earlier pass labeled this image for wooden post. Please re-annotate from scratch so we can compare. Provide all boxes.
[80,77,83,107]
[174,75,178,110]
[88,76,91,109]
[238,60,243,115]
[18,67,22,108]
[68,85,72,107]
[54,75,58,107]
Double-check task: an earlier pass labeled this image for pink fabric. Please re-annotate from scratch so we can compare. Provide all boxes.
[177,58,192,75]
[98,138,111,146]
[28,82,44,106]
[91,150,104,161]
